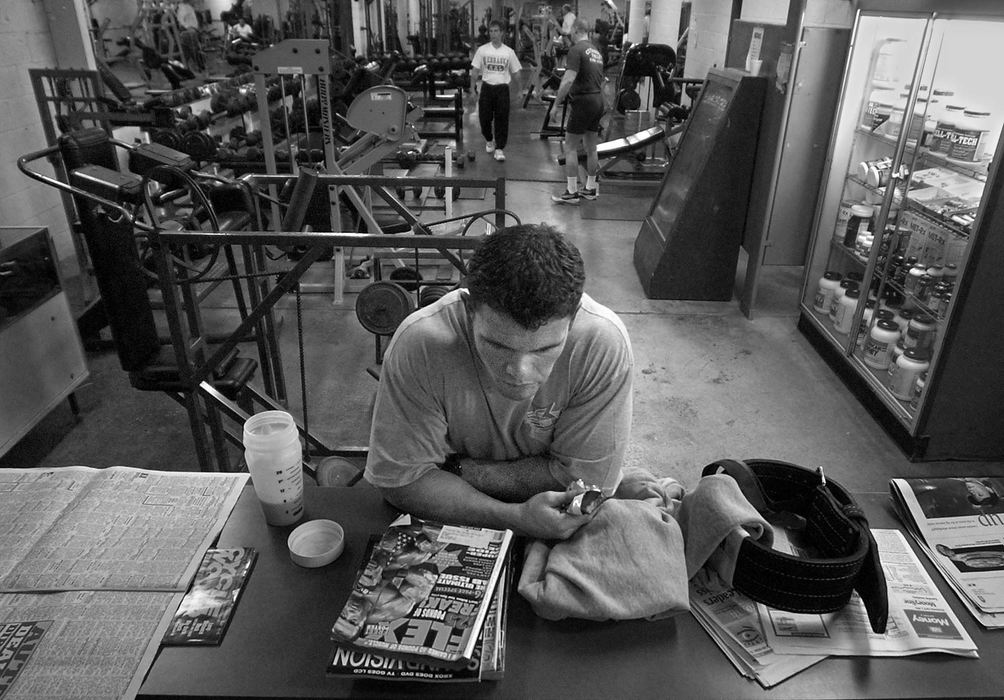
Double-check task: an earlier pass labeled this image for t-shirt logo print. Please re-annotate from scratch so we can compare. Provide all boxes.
[484,56,508,73]
[525,403,562,433]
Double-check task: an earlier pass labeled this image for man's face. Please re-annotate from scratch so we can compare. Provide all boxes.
[489,26,503,44]
[470,305,571,401]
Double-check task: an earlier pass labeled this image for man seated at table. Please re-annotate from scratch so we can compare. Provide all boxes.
[364,223,634,540]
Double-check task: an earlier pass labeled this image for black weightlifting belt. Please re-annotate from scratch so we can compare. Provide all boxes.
[703,459,889,634]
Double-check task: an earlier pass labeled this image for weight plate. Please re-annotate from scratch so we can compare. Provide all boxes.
[355,281,416,336]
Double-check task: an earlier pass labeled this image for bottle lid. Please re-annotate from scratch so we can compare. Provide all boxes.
[899,308,914,320]
[823,270,842,281]
[840,279,860,290]
[876,319,900,331]
[945,104,967,112]
[846,270,865,282]
[964,110,991,118]
[845,287,861,299]
[864,299,877,308]
[903,347,930,361]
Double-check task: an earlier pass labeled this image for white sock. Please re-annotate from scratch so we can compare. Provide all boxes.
[566,177,578,194]
[586,175,597,190]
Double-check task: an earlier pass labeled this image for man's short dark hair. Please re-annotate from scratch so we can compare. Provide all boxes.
[488,19,504,31]
[466,224,585,330]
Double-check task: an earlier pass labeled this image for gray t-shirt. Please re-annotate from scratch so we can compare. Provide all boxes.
[364,289,633,493]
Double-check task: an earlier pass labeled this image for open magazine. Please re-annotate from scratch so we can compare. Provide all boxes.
[890,476,1004,628]
[328,546,509,682]
[330,514,513,668]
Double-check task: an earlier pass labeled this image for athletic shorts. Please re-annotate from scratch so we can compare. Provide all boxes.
[566,93,604,134]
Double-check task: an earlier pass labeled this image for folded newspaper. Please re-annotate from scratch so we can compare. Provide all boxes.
[759,529,978,658]
[890,476,1004,628]
[691,527,978,687]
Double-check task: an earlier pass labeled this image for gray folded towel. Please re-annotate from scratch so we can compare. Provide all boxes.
[516,467,770,621]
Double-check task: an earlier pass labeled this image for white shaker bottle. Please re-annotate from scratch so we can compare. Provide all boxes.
[243,410,304,526]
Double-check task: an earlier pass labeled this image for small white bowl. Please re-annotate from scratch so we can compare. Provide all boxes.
[288,519,345,568]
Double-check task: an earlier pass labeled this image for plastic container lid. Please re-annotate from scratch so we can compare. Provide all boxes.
[288,519,345,568]
[243,410,299,451]
[850,204,873,217]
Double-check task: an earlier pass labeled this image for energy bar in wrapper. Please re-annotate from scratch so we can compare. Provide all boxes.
[565,479,607,515]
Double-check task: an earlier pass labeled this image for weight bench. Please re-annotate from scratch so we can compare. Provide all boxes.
[557,125,666,175]
[417,90,463,142]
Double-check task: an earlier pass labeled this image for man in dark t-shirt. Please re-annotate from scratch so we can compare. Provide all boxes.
[552,19,606,205]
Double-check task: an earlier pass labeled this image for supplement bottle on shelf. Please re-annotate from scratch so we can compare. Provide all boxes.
[813,271,843,313]
[856,299,877,347]
[948,109,991,162]
[863,318,901,370]
[834,200,855,243]
[829,280,860,323]
[843,205,874,248]
[929,102,965,154]
[888,338,906,379]
[910,372,928,410]
[906,313,937,352]
[834,287,861,335]
[890,348,931,401]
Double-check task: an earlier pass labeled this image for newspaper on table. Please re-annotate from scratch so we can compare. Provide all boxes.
[689,571,825,688]
[0,467,248,698]
[759,529,979,658]
[890,476,1004,628]
[0,466,248,593]
[0,590,181,700]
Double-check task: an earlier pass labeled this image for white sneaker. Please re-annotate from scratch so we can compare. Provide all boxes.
[485,141,495,153]
[493,149,506,162]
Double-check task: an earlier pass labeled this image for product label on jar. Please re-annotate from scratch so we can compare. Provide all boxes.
[863,337,891,367]
[900,210,951,266]
[864,101,892,130]
[813,289,828,313]
[834,201,854,241]
[929,121,954,153]
[948,128,987,162]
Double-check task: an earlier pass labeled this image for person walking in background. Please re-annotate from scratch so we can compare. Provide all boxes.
[470,19,522,162]
[175,0,204,71]
[553,18,605,205]
[560,4,577,46]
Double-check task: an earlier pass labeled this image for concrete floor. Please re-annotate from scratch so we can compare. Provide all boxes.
[4,81,1002,494]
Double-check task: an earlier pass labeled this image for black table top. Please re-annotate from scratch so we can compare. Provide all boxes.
[139,486,1004,699]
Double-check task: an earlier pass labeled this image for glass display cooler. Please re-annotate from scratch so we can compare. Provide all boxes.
[798,1,1004,460]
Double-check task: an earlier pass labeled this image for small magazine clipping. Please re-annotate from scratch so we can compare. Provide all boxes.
[330,514,514,668]
[890,476,1004,628]
[758,529,977,658]
[328,538,510,683]
[162,548,257,645]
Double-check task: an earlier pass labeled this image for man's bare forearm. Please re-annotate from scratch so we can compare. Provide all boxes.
[461,454,564,502]
[380,470,524,532]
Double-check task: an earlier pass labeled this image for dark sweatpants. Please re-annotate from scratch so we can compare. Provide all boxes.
[478,83,511,149]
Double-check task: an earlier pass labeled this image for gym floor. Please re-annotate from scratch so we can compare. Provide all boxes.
[4,63,1002,494]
